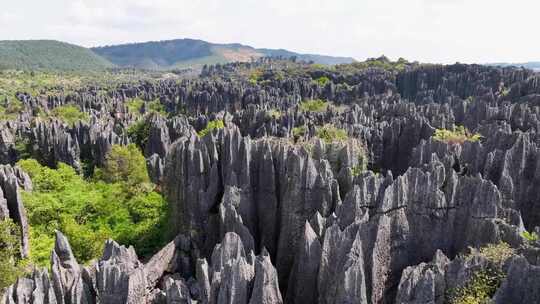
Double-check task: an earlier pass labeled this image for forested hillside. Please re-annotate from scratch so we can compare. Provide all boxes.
[0,40,113,71]
[92,38,355,69]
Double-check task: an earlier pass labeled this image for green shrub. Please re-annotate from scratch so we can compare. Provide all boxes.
[248,70,263,85]
[348,56,409,72]
[299,99,328,113]
[292,126,307,141]
[13,135,32,160]
[479,242,515,265]
[448,242,514,304]
[351,155,368,177]
[198,119,224,137]
[51,104,89,126]
[433,126,482,145]
[147,99,166,115]
[0,219,26,289]
[447,268,505,304]
[18,154,168,266]
[126,97,144,114]
[521,231,539,243]
[265,109,281,120]
[94,144,152,194]
[315,124,348,144]
[314,76,331,86]
[127,120,151,151]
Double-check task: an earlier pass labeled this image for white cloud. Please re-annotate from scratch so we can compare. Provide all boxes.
[0,0,538,63]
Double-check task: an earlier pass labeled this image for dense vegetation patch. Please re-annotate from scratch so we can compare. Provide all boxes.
[314,76,331,86]
[448,242,514,304]
[147,99,167,115]
[198,119,225,137]
[344,56,411,72]
[265,109,282,120]
[292,125,308,141]
[127,120,151,151]
[0,99,24,121]
[315,124,348,143]
[477,242,515,265]
[299,99,329,113]
[51,104,89,126]
[248,70,263,85]
[433,126,482,145]
[18,144,168,266]
[447,268,505,304]
[126,98,145,114]
[0,219,26,289]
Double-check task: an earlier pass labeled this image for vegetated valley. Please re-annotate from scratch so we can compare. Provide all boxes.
[0,55,539,304]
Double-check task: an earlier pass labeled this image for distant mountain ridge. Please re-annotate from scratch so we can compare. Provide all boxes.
[0,39,355,72]
[487,62,540,71]
[0,40,112,71]
[92,38,356,70]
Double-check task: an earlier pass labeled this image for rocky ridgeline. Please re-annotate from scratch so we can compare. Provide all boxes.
[2,60,540,303]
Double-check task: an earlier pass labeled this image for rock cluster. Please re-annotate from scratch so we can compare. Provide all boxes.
[2,59,540,303]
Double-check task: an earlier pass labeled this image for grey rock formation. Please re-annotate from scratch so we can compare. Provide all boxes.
[5,59,540,303]
[0,164,32,257]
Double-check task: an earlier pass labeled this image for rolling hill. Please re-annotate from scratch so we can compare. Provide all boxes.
[488,62,540,71]
[0,39,355,72]
[92,38,356,70]
[0,40,113,71]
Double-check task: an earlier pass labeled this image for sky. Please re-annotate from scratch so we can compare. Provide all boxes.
[1,0,539,64]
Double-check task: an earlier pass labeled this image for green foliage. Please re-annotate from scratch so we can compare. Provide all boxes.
[299,99,329,113]
[0,219,26,289]
[126,98,144,114]
[13,135,32,160]
[265,109,282,120]
[314,76,331,86]
[94,144,152,194]
[521,231,539,243]
[127,120,151,151]
[478,242,515,265]
[500,88,510,97]
[448,242,514,304]
[351,154,368,177]
[447,268,505,304]
[248,70,263,85]
[292,126,307,141]
[433,126,482,145]
[18,154,168,266]
[51,104,89,126]
[198,119,225,137]
[315,124,348,144]
[0,99,24,120]
[147,99,166,115]
[347,56,409,72]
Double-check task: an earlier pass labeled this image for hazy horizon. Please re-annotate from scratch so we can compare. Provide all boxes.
[2,0,539,64]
